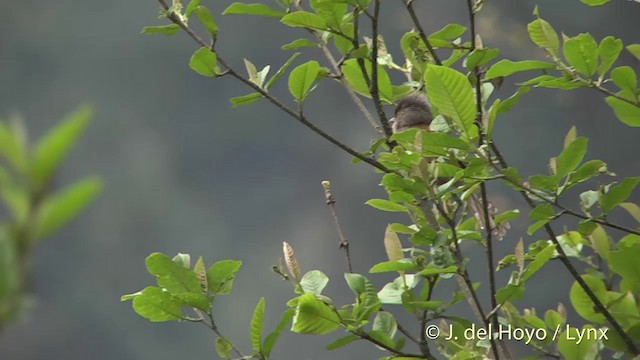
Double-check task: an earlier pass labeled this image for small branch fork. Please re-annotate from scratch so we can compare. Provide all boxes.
[321,181,353,273]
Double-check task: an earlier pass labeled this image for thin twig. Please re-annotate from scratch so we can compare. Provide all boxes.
[489,142,640,355]
[370,0,393,139]
[402,0,442,66]
[156,0,392,174]
[322,181,353,273]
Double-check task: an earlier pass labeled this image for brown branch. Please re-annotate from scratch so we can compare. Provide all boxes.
[321,181,353,273]
[370,0,393,139]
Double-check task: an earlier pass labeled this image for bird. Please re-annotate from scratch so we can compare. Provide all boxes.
[389,93,509,240]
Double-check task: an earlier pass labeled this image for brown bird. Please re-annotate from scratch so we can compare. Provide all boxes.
[389,93,509,240]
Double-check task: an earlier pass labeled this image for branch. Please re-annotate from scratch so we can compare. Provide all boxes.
[370,0,393,139]
[488,142,640,355]
[401,0,442,66]
[156,0,392,174]
[322,181,353,273]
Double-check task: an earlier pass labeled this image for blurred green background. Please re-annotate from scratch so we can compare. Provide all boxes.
[0,1,638,359]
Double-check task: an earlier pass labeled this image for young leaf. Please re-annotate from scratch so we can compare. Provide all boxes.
[627,44,640,62]
[619,202,640,223]
[131,286,183,322]
[326,334,358,350]
[291,293,341,335]
[35,177,102,239]
[263,309,294,357]
[265,52,301,90]
[230,93,262,107]
[215,337,233,359]
[598,36,623,77]
[288,61,321,102]
[365,199,408,213]
[30,105,93,188]
[425,65,476,135]
[384,224,404,263]
[497,87,531,113]
[185,0,201,18]
[189,47,219,77]
[528,17,560,55]
[250,297,265,353]
[194,6,218,37]
[605,97,640,127]
[465,48,499,71]
[600,177,640,212]
[610,66,638,94]
[141,24,180,35]
[300,270,329,295]
[146,253,202,294]
[563,33,598,77]
[222,2,285,18]
[372,311,397,339]
[580,0,610,5]
[281,11,328,30]
[341,59,394,103]
[207,259,242,294]
[281,38,317,50]
[0,121,28,173]
[556,137,588,178]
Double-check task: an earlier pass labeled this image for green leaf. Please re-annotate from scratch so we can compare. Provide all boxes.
[263,309,294,357]
[557,326,599,360]
[569,275,607,323]
[30,105,93,187]
[281,38,317,50]
[609,243,640,293]
[598,36,623,77]
[556,137,588,178]
[369,260,419,273]
[365,199,408,213]
[146,253,202,294]
[428,24,467,46]
[326,334,358,350]
[207,259,242,295]
[0,121,28,173]
[528,17,560,55]
[35,177,102,239]
[521,244,555,282]
[580,0,610,5]
[0,229,20,304]
[292,293,341,335]
[497,87,531,113]
[0,179,29,225]
[425,65,475,135]
[568,159,607,185]
[265,52,301,90]
[194,6,218,37]
[222,2,285,17]
[230,93,262,107]
[627,44,640,62]
[537,77,587,90]
[189,47,219,77]
[372,311,397,339]
[281,11,328,30]
[300,270,329,295]
[132,286,183,322]
[465,48,499,71]
[589,225,610,260]
[610,66,638,93]
[215,337,233,359]
[288,60,321,102]
[341,59,393,103]
[600,177,640,212]
[185,0,201,18]
[141,24,180,35]
[605,96,640,127]
[171,292,210,311]
[250,297,265,353]
[563,33,598,77]
[485,59,556,80]
[619,202,640,223]
[494,209,520,225]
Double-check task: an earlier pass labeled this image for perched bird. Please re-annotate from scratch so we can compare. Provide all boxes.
[389,93,509,240]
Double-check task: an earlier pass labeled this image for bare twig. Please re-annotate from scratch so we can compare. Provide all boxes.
[370,0,393,139]
[321,181,353,273]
